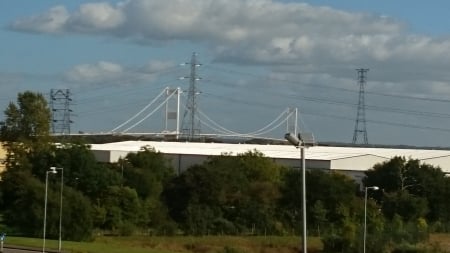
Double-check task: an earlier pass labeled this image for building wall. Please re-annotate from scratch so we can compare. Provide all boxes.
[0,142,6,177]
[165,154,209,174]
[330,155,387,172]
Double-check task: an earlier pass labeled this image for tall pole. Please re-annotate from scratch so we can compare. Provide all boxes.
[285,132,315,253]
[176,87,180,139]
[57,168,63,253]
[363,187,368,253]
[43,169,57,253]
[43,172,49,253]
[301,146,307,253]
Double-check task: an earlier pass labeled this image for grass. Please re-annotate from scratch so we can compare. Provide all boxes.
[5,234,449,253]
[5,235,323,253]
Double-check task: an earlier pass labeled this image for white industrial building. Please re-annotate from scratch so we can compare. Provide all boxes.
[90,141,450,183]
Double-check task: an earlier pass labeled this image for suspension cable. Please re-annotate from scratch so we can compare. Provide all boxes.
[197,107,292,136]
[122,89,178,132]
[110,88,167,132]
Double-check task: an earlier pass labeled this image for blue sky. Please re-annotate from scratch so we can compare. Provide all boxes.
[2,0,450,147]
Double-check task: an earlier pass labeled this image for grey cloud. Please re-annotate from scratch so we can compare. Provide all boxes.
[10,6,69,33]
[10,0,450,96]
[64,60,176,86]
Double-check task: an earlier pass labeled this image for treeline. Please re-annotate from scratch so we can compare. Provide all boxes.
[1,92,450,253]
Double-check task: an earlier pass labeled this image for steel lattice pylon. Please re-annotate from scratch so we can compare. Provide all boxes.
[50,89,73,135]
[352,69,369,144]
[181,52,202,140]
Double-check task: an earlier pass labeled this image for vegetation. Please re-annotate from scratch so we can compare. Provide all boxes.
[5,235,317,253]
[1,91,450,253]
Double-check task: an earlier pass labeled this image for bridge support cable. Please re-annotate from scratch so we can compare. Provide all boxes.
[122,89,178,132]
[196,109,242,135]
[196,107,296,137]
[242,108,292,136]
[198,114,291,138]
[110,88,167,132]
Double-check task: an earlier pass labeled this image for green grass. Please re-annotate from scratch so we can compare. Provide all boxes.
[5,235,323,253]
[5,234,450,253]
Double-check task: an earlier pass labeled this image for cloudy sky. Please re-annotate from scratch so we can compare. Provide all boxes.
[2,0,450,147]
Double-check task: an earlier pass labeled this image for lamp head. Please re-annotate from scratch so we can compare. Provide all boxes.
[285,133,300,146]
[49,167,58,174]
[367,186,379,190]
[298,132,316,147]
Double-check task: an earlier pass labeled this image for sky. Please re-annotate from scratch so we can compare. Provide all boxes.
[2,0,450,147]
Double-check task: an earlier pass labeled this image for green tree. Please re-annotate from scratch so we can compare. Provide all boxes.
[0,169,93,240]
[123,147,174,200]
[101,186,141,234]
[382,191,428,221]
[364,157,449,223]
[163,151,285,235]
[0,169,45,236]
[311,200,327,237]
[52,186,93,241]
[53,143,121,200]
[1,92,52,170]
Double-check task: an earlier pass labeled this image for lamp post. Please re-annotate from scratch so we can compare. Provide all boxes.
[364,186,379,253]
[285,132,315,253]
[51,167,64,253]
[43,167,57,253]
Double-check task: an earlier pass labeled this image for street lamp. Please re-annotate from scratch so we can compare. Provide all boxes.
[285,132,315,253]
[50,167,64,253]
[364,186,379,253]
[43,167,57,253]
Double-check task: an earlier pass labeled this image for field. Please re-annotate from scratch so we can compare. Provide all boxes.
[4,234,450,253]
[5,236,322,253]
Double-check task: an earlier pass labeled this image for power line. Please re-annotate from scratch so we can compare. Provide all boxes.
[204,65,450,104]
[205,79,450,120]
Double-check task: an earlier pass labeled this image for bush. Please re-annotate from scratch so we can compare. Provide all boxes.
[118,222,135,236]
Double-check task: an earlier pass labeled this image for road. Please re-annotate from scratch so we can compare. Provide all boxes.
[2,246,61,253]
[3,248,40,253]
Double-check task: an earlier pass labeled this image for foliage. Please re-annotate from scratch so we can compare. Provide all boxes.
[1,91,449,251]
[0,169,46,236]
[122,147,174,200]
[58,186,93,241]
[364,156,450,224]
[1,92,52,170]
[163,151,285,235]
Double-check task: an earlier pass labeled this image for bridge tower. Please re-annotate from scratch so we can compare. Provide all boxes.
[286,107,298,136]
[164,87,181,139]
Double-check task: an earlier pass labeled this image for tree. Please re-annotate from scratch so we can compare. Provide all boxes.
[364,157,449,223]
[53,143,121,200]
[0,169,45,236]
[1,92,52,170]
[122,147,174,200]
[311,200,327,237]
[0,169,93,240]
[163,151,285,235]
[100,186,141,235]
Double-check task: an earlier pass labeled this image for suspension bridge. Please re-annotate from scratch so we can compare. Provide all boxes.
[105,86,301,141]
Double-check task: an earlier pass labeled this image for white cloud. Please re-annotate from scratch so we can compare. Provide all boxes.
[64,60,176,85]
[10,0,450,95]
[10,6,69,33]
[66,61,123,84]
[67,2,125,32]
[142,60,176,73]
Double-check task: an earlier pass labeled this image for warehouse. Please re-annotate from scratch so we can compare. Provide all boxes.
[90,141,450,183]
